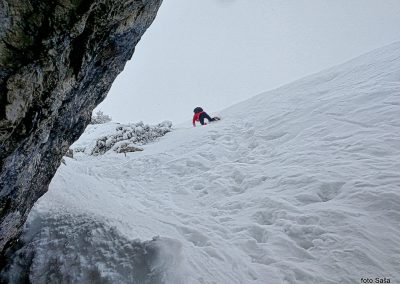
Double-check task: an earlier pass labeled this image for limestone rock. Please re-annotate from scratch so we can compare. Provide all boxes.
[0,0,163,261]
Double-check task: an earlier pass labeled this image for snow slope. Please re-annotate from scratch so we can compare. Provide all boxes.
[3,42,400,283]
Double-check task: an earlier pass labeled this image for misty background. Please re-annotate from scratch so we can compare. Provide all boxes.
[97,0,400,125]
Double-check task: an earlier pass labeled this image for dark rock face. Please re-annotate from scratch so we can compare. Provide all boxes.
[0,0,162,259]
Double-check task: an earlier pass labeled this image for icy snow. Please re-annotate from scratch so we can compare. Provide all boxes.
[4,42,400,283]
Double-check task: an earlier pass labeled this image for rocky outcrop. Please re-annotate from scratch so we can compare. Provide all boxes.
[0,0,162,261]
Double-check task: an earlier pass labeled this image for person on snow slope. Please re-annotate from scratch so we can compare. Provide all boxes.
[192,107,220,127]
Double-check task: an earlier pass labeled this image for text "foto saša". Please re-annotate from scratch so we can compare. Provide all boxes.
[360,277,391,284]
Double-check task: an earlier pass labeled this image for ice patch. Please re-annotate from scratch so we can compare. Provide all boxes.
[1,212,185,284]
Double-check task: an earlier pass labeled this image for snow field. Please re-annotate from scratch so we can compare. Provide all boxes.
[3,42,400,283]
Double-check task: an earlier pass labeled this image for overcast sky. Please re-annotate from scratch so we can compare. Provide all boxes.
[97,0,400,125]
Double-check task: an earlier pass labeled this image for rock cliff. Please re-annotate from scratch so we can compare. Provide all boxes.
[0,0,162,261]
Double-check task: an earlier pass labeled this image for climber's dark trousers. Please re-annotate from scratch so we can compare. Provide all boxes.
[199,112,216,125]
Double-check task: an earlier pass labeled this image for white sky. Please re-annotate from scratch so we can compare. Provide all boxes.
[97,0,400,125]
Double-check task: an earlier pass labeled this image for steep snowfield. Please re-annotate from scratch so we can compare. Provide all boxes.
[4,42,400,283]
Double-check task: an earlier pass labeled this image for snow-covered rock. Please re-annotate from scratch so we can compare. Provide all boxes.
[3,42,400,283]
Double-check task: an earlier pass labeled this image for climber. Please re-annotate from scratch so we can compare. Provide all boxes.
[192,107,220,126]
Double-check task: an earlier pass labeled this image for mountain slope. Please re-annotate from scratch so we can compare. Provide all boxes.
[3,42,400,283]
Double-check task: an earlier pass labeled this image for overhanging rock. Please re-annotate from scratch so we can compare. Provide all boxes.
[0,0,163,261]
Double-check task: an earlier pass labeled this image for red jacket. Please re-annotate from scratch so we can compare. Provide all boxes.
[193,111,203,126]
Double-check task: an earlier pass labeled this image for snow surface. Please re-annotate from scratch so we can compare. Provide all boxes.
[4,42,400,283]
